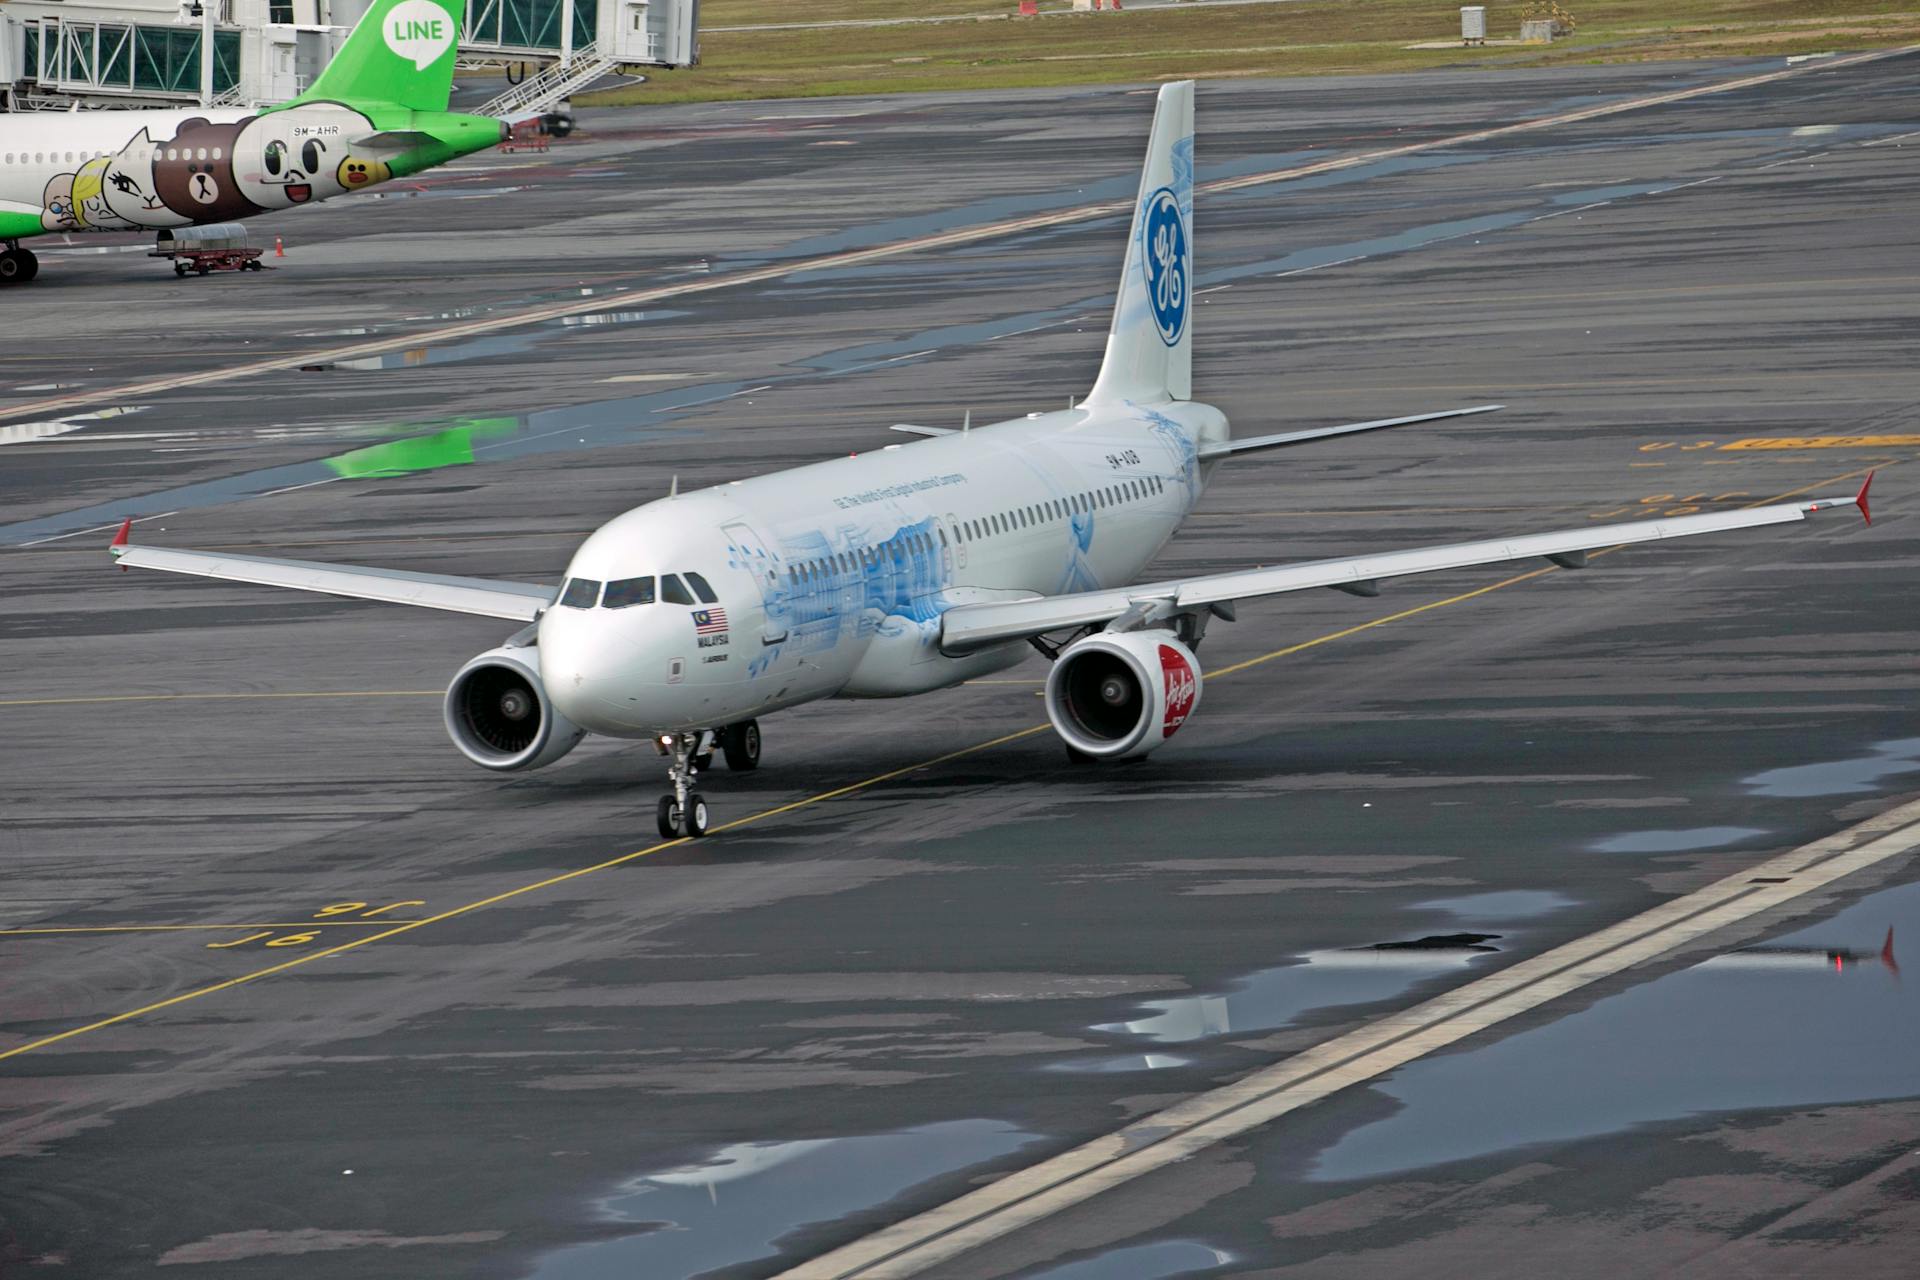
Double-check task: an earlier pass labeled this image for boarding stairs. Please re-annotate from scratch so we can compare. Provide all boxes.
[478,44,628,122]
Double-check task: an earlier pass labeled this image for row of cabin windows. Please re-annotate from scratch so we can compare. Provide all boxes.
[787,529,938,588]
[956,474,1163,545]
[3,147,223,166]
[557,570,720,610]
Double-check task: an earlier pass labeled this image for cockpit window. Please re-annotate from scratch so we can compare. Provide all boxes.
[558,577,601,609]
[684,571,719,604]
[603,576,656,609]
[660,574,696,606]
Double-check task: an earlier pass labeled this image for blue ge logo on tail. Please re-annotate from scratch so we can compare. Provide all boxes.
[1141,185,1188,347]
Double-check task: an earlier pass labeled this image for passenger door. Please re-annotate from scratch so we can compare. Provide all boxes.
[721,521,789,645]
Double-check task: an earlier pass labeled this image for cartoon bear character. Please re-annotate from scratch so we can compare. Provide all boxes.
[40,172,79,232]
[152,117,263,223]
[233,103,375,211]
[99,129,193,229]
[336,154,391,191]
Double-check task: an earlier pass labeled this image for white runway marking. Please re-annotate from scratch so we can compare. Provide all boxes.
[3,45,1910,429]
[776,796,1920,1279]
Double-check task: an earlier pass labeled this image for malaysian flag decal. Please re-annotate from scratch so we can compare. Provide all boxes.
[692,608,729,635]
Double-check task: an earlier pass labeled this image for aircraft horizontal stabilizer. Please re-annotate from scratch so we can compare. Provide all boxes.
[109,524,554,621]
[1196,405,1503,461]
[350,131,440,155]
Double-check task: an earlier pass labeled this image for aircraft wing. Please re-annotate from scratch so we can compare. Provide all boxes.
[1195,405,1503,461]
[938,477,1874,653]
[108,521,554,622]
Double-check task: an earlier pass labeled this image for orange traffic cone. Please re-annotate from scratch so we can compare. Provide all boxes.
[274,236,284,258]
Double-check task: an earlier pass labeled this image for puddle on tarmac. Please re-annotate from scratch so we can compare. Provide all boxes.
[1412,890,1575,920]
[0,406,146,448]
[1743,737,1920,798]
[1589,826,1768,854]
[334,334,537,371]
[1095,945,1495,1045]
[1026,1239,1232,1280]
[530,1120,1036,1280]
[1045,1051,1193,1074]
[1310,879,1920,1182]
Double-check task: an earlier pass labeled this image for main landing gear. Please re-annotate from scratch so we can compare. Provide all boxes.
[655,718,762,839]
[0,244,39,286]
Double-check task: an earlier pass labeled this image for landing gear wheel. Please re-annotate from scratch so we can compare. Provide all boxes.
[655,732,715,838]
[0,250,25,285]
[722,720,761,771]
[17,250,37,282]
[174,262,188,277]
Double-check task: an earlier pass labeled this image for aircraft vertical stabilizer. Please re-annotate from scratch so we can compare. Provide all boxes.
[286,0,463,112]
[1087,80,1195,407]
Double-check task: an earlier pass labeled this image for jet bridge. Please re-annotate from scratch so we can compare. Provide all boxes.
[0,0,695,110]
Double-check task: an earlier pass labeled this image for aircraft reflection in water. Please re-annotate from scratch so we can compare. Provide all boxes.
[1100,936,1501,1046]
[1702,928,1898,976]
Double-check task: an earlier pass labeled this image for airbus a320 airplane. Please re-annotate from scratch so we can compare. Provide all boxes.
[109,81,1875,838]
[0,0,503,284]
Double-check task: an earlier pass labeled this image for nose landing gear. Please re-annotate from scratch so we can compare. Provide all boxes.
[653,718,763,839]
[656,731,712,839]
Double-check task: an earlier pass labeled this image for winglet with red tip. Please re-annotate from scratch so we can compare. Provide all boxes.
[110,518,132,571]
[1857,471,1874,526]
[1882,926,1899,978]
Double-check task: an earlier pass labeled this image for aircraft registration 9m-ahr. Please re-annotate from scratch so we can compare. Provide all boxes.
[107,82,1875,838]
[0,0,503,284]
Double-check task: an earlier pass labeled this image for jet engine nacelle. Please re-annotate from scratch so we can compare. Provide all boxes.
[443,646,586,771]
[1044,631,1202,759]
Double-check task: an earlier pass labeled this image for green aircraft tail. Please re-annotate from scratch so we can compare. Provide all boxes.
[293,0,462,112]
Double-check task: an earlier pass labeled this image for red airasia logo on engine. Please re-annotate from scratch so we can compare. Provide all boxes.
[1159,643,1196,738]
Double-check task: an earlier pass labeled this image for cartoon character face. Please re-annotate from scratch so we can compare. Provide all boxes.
[152,117,262,224]
[71,157,124,230]
[233,104,375,211]
[98,129,192,229]
[40,172,78,232]
[336,155,391,190]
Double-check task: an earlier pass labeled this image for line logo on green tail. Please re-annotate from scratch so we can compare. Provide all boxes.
[383,0,454,70]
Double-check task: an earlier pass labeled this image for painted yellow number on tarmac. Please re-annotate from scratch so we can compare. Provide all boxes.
[206,931,275,949]
[206,902,429,948]
[1721,434,1920,450]
[1594,490,1752,519]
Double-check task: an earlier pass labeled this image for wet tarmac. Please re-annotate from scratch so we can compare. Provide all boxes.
[3,52,1920,1280]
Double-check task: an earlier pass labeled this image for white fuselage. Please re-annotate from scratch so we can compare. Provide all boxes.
[537,399,1230,737]
[2,109,254,231]
[2,101,393,235]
